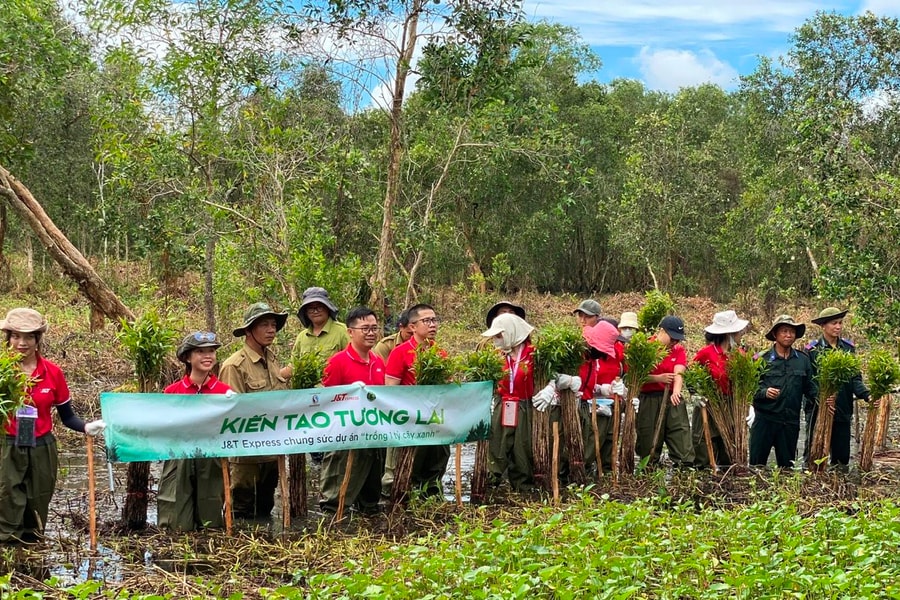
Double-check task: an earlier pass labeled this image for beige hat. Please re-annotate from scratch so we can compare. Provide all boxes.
[619,312,639,330]
[704,310,749,335]
[765,314,806,341]
[0,308,49,334]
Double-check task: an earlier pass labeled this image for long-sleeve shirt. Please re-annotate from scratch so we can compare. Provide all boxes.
[805,337,869,423]
[496,343,535,402]
[753,346,817,425]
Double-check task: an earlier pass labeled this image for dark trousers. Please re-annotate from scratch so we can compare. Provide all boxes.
[749,415,799,468]
[805,408,852,466]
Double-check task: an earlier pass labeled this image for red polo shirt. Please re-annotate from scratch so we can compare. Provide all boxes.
[578,343,626,398]
[642,342,687,393]
[5,356,70,438]
[692,344,730,395]
[323,344,386,386]
[385,337,448,385]
[164,373,231,395]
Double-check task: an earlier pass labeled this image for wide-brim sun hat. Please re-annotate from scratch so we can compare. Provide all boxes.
[484,301,526,327]
[704,310,749,335]
[582,321,619,355]
[176,331,223,363]
[811,307,848,326]
[765,314,806,341]
[0,308,49,334]
[233,302,288,337]
[297,287,338,328]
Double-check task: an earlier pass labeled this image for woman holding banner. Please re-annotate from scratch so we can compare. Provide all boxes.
[158,331,232,531]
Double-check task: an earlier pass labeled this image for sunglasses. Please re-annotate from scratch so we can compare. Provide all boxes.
[191,331,218,343]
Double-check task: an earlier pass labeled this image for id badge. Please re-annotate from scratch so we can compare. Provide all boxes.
[15,405,38,448]
[501,400,519,427]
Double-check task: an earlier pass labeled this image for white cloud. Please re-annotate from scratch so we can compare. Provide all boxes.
[859,1,900,16]
[636,47,739,91]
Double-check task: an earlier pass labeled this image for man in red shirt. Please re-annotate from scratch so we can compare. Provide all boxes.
[636,316,694,468]
[382,303,449,498]
[319,307,386,514]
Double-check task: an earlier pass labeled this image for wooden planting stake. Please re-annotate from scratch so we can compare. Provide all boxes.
[649,386,671,463]
[336,450,355,521]
[86,435,97,551]
[278,456,290,531]
[590,400,602,479]
[221,459,232,536]
[455,445,463,508]
[552,421,560,505]
[701,404,717,472]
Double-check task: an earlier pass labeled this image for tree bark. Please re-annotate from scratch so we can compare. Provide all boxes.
[369,0,422,309]
[0,165,134,327]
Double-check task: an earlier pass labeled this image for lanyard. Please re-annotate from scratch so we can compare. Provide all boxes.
[506,346,524,395]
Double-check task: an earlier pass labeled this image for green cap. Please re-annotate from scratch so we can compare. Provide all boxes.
[232,303,288,337]
[811,307,848,326]
[176,331,222,363]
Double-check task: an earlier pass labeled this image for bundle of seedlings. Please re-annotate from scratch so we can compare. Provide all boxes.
[0,347,30,427]
[289,349,327,518]
[391,343,455,506]
[637,290,675,334]
[859,350,900,472]
[623,333,667,476]
[533,324,587,488]
[725,350,767,467]
[116,311,177,531]
[682,362,729,468]
[807,350,861,473]
[459,348,506,504]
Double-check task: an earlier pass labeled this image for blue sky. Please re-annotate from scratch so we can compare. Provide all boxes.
[520,0,900,91]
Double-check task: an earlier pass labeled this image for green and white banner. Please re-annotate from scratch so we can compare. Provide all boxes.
[100,381,493,462]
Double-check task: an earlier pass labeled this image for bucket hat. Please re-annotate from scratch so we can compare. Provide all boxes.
[619,312,639,330]
[811,307,848,326]
[233,303,288,337]
[0,308,49,334]
[582,321,619,356]
[704,310,749,335]
[765,314,806,341]
[176,331,222,363]
[484,301,526,327]
[297,287,338,328]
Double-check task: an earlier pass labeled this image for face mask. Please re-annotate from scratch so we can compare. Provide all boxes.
[620,328,636,341]
[493,337,509,352]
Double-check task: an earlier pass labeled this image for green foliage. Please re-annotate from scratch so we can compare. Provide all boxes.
[532,324,585,385]
[815,350,862,399]
[683,363,726,406]
[865,349,900,401]
[623,332,667,393]
[414,344,456,386]
[726,350,767,406]
[116,310,177,391]
[459,348,506,384]
[0,347,31,425]
[637,290,675,333]
[290,349,326,390]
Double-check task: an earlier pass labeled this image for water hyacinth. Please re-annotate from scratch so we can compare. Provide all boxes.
[637,290,675,334]
[291,349,327,390]
[808,350,862,473]
[859,350,900,471]
[0,347,30,426]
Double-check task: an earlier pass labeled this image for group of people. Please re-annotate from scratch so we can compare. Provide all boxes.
[0,292,874,542]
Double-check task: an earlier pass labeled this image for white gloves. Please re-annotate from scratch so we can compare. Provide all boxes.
[632,397,640,413]
[612,380,627,397]
[746,406,755,428]
[556,374,582,392]
[85,420,106,437]
[595,383,613,398]
[224,389,237,398]
[532,382,557,412]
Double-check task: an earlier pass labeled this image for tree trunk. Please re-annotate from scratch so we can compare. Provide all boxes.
[0,165,134,327]
[369,1,422,309]
[122,378,154,530]
[204,234,216,333]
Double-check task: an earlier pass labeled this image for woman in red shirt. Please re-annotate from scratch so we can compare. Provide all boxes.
[691,310,748,468]
[0,308,103,544]
[578,321,626,475]
[481,313,536,491]
[159,331,232,531]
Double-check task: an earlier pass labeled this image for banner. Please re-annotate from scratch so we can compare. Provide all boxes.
[100,381,493,462]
